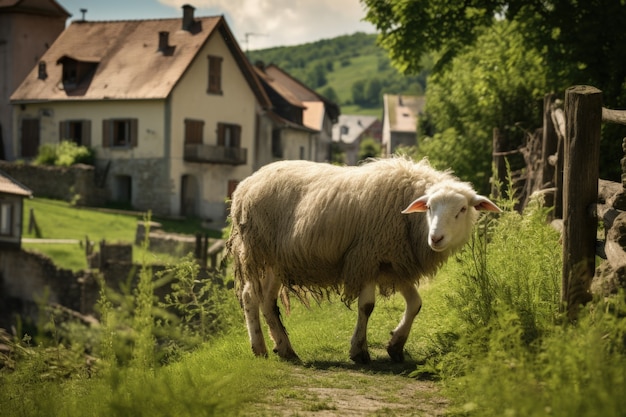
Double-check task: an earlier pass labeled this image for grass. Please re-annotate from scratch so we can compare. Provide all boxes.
[5,195,626,417]
[21,198,219,270]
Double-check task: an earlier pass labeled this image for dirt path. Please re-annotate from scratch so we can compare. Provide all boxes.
[246,361,448,417]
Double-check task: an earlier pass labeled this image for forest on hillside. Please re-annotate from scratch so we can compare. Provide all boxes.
[247,32,430,112]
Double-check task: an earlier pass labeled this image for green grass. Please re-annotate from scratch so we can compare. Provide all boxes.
[5,196,626,417]
[22,198,218,270]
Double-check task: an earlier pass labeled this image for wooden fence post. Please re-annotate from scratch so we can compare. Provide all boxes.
[541,94,558,209]
[492,127,508,198]
[562,85,602,319]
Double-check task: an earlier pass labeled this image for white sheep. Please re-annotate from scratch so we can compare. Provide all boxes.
[227,157,500,363]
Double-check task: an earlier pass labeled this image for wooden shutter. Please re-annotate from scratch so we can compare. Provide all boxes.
[207,56,222,94]
[233,125,241,148]
[82,120,91,147]
[59,121,69,141]
[102,119,111,147]
[217,123,225,146]
[130,119,138,147]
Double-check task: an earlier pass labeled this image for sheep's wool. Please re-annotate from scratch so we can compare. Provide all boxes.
[228,157,478,303]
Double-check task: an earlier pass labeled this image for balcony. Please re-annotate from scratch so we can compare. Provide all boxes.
[184,144,247,165]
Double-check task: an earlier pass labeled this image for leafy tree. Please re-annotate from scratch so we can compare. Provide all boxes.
[351,79,366,105]
[365,78,382,106]
[320,86,339,104]
[413,20,549,191]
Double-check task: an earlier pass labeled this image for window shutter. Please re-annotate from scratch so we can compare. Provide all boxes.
[82,120,91,147]
[234,125,241,148]
[102,120,111,147]
[130,119,138,147]
[59,121,68,141]
[217,123,225,146]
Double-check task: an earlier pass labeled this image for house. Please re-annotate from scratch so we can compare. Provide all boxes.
[10,5,272,226]
[253,62,339,165]
[381,94,425,155]
[0,170,32,250]
[0,0,70,160]
[331,114,382,165]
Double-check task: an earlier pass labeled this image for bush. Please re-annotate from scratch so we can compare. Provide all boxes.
[34,141,95,167]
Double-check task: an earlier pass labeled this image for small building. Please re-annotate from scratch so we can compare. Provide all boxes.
[382,94,425,156]
[0,170,32,250]
[332,115,382,165]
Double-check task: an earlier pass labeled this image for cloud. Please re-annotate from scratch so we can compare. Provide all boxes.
[158,0,375,49]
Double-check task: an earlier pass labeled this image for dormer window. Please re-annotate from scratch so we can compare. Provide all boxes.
[56,55,99,90]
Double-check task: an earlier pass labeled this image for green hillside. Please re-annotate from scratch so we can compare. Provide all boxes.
[247,32,430,117]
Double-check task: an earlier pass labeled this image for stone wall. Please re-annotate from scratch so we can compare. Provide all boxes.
[0,249,82,328]
[0,161,107,207]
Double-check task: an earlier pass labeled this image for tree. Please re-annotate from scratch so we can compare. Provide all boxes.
[413,20,549,192]
[362,0,626,105]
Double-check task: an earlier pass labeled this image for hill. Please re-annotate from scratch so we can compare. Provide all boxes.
[247,32,431,117]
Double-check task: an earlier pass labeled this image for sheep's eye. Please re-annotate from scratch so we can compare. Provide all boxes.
[455,206,467,219]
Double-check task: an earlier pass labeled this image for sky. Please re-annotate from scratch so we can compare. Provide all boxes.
[56,0,377,51]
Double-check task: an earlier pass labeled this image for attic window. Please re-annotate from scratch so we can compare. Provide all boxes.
[57,56,98,89]
[207,55,223,94]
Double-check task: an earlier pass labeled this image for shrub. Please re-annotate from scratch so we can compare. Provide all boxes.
[33,141,95,166]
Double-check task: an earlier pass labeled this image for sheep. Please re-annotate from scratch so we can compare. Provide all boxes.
[226,157,501,363]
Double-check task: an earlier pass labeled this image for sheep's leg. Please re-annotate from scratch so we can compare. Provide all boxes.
[349,282,376,364]
[260,270,299,361]
[387,283,422,362]
[242,281,268,357]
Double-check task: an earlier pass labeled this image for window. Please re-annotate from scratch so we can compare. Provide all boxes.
[217,123,241,148]
[207,55,223,94]
[60,120,91,146]
[185,119,204,144]
[102,119,138,148]
[0,203,12,236]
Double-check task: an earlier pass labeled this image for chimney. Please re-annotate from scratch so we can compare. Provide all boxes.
[182,4,195,31]
[158,31,170,52]
[38,61,47,80]
[80,8,87,21]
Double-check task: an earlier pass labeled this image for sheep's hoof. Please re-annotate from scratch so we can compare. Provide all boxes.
[274,348,301,363]
[387,343,405,363]
[350,350,371,364]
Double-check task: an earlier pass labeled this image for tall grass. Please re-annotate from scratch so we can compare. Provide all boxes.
[414,193,626,416]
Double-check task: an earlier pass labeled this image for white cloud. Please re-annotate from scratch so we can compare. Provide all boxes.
[158,0,375,49]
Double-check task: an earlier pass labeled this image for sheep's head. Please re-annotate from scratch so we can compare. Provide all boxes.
[402,184,501,252]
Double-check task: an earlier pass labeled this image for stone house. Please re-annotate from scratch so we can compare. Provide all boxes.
[381,94,425,156]
[0,0,70,160]
[10,5,273,226]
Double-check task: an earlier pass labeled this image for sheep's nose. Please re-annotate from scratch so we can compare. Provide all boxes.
[430,234,444,244]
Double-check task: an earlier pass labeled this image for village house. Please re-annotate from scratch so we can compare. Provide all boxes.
[0,0,70,160]
[253,62,339,166]
[381,94,425,155]
[332,114,382,165]
[10,5,273,226]
[0,170,32,250]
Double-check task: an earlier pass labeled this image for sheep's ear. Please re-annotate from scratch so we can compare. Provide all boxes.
[402,196,429,214]
[472,195,502,212]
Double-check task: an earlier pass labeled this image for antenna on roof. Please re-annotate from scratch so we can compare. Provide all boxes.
[80,8,87,21]
[243,32,268,53]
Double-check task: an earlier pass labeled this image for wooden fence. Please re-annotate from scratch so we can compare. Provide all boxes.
[494,85,626,319]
